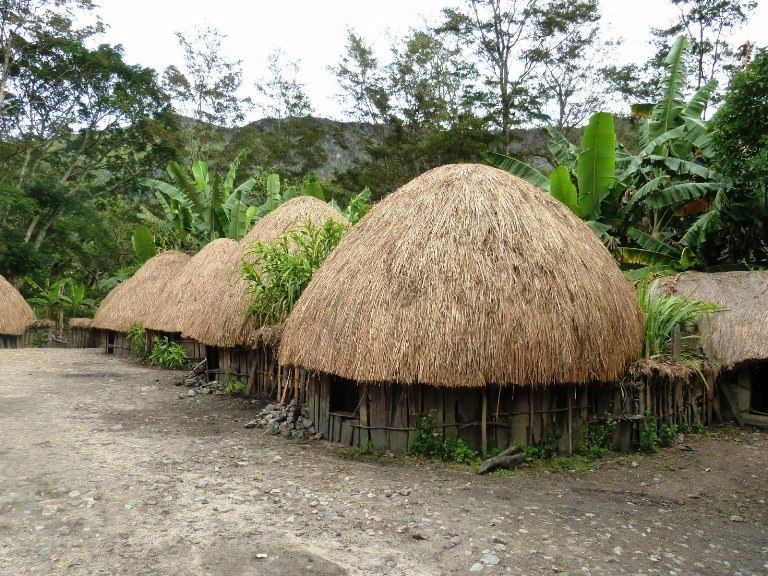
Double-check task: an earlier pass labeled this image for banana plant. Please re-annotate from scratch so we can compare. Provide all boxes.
[329,187,372,225]
[140,150,258,242]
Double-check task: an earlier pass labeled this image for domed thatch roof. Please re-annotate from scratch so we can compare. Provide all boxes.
[0,274,34,336]
[660,271,768,368]
[183,196,347,348]
[92,251,191,332]
[143,239,238,334]
[279,164,643,388]
[68,318,93,329]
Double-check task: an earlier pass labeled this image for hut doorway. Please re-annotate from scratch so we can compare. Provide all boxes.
[107,331,115,354]
[750,363,768,415]
[205,346,219,382]
[329,376,360,415]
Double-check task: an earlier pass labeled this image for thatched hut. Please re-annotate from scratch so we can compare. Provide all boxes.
[661,271,768,428]
[183,196,347,388]
[143,239,238,365]
[20,319,55,347]
[92,251,191,356]
[0,274,35,348]
[279,164,643,453]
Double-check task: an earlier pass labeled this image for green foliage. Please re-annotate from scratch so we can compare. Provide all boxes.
[147,336,187,370]
[577,413,617,459]
[658,422,679,448]
[640,411,660,453]
[131,227,157,263]
[140,150,259,244]
[243,219,348,327]
[224,375,246,395]
[636,279,724,359]
[329,187,372,225]
[712,48,768,185]
[405,412,480,465]
[25,277,96,322]
[126,323,147,358]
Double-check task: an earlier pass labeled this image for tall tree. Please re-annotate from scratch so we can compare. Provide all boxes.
[0,1,173,282]
[650,0,756,99]
[438,0,547,152]
[532,0,607,133]
[163,26,249,161]
[256,49,313,121]
[331,29,389,123]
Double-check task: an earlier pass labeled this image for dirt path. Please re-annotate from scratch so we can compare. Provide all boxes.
[0,349,766,576]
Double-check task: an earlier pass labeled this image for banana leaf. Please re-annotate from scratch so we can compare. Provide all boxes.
[545,128,578,169]
[644,181,719,209]
[549,165,579,215]
[131,226,157,263]
[648,36,689,142]
[576,112,616,219]
[486,152,550,191]
[627,228,681,257]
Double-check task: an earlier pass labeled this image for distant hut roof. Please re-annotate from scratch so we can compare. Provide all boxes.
[92,251,191,332]
[279,163,643,388]
[659,271,768,368]
[183,196,347,348]
[0,274,34,336]
[68,318,93,329]
[143,239,238,334]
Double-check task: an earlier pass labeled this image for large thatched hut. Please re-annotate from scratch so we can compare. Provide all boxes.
[279,164,643,453]
[0,274,35,348]
[143,239,238,365]
[92,251,191,356]
[184,196,347,388]
[661,271,768,428]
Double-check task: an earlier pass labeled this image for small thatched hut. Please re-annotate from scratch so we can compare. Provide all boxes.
[0,274,35,348]
[661,271,768,428]
[184,196,347,388]
[143,239,238,364]
[92,251,191,356]
[279,164,643,453]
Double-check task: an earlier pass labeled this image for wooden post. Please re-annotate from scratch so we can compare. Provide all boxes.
[481,387,488,457]
[566,384,573,455]
[672,325,681,363]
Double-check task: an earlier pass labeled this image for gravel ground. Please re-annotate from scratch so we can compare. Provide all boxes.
[1,348,766,576]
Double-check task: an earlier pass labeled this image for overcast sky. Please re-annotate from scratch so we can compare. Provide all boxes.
[93,0,768,121]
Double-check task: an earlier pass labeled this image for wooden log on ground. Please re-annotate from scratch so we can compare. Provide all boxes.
[477,445,525,474]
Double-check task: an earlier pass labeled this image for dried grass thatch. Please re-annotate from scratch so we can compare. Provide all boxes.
[659,271,768,367]
[0,274,34,336]
[68,318,93,329]
[183,196,347,348]
[92,251,191,332]
[280,164,643,388]
[143,239,238,334]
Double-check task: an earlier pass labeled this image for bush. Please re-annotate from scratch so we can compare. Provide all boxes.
[126,323,147,358]
[225,375,246,395]
[640,411,659,453]
[147,336,187,370]
[577,412,616,459]
[406,412,480,465]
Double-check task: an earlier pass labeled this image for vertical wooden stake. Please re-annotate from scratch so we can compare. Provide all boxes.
[481,386,488,458]
[567,384,573,455]
[672,324,681,363]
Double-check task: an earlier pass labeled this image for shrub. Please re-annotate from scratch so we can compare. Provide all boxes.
[243,219,348,327]
[147,336,187,370]
[126,323,147,358]
[225,375,246,395]
[406,411,480,465]
[640,411,659,453]
[577,412,617,459]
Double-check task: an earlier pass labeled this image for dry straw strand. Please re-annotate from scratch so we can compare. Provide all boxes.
[279,164,643,388]
[660,271,768,367]
[92,251,191,332]
[0,274,35,336]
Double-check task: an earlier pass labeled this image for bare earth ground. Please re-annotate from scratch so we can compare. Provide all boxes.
[0,349,766,576]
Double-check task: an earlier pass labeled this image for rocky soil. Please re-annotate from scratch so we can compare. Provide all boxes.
[1,348,766,576]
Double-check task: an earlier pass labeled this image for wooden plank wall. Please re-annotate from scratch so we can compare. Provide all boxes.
[0,334,20,349]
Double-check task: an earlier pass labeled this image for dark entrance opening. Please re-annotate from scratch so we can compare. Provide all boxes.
[107,331,115,354]
[329,376,360,415]
[750,363,768,415]
[206,346,219,382]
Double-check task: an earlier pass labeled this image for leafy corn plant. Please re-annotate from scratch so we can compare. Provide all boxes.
[147,336,187,370]
[126,323,147,358]
[637,279,724,359]
[242,219,348,327]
